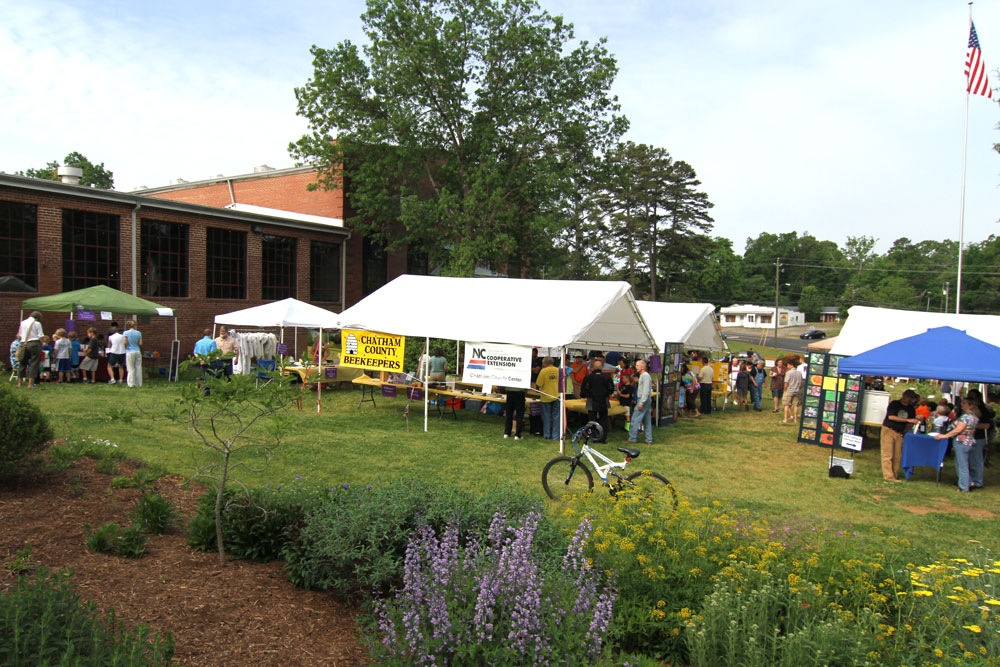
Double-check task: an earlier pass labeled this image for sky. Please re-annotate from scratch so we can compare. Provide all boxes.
[2,0,999,254]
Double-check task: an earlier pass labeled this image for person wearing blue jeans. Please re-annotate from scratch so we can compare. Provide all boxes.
[749,359,766,412]
[934,398,980,492]
[535,357,561,440]
[626,360,653,444]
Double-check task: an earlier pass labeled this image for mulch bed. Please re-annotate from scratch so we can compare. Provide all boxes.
[0,452,367,665]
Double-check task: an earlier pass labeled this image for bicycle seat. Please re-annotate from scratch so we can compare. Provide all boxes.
[618,447,640,459]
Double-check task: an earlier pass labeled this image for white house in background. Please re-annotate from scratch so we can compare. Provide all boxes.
[719,304,806,328]
[819,307,841,323]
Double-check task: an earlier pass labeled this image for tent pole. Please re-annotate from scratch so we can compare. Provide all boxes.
[317,327,322,414]
[294,327,298,358]
[559,346,566,455]
[424,337,430,433]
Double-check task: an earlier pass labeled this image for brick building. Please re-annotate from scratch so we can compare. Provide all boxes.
[138,165,426,305]
[0,172,358,358]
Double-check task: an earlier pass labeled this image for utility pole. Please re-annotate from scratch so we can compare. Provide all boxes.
[774,259,780,346]
[944,281,950,313]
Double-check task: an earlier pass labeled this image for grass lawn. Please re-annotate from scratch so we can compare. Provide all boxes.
[19,376,1000,557]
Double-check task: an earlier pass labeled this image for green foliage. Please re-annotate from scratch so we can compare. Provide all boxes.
[84,522,120,555]
[94,457,118,475]
[54,436,126,463]
[187,481,332,562]
[5,542,33,576]
[0,568,173,665]
[291,0,626,276]
[685,563,879,666]
[84,522,147,558]
[282,480,562,599]
[116,525,148,559]
[112,466,167,491]
[167,353,300,565]
[18,151,115,189]
[0,383,54,478]
[797,284,823,322]
[132,493,176,535]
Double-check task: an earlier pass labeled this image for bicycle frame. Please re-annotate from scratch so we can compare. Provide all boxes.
[577,443,628,483]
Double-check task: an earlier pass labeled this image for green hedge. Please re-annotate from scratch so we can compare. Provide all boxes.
[0,383,53,477]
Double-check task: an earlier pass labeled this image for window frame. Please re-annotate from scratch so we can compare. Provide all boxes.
[61,208,120,291]
[140,219,189,298]
[0,201,38,292]
[261,234,297,301]
[310,240,342,303]
[205,227,247,300]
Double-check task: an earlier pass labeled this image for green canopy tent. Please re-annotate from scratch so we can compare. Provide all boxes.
[22,285,180,381]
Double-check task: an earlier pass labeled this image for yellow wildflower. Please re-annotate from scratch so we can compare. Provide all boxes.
[962,624,982,633]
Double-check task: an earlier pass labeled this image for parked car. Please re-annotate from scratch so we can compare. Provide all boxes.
[799,329,827,340]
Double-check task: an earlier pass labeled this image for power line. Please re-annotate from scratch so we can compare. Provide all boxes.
[772,258,1000,277]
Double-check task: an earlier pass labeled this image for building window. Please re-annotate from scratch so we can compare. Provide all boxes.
[261,235,296,300]
[62,209,120,291]
[760,315,772,324]
[362,236,387,296]
[406,244,429,275]
[310,240,341,302]
[141,219,188,298]
[724,314,736,323]
[0,201,38,292]
[206,227,246,299]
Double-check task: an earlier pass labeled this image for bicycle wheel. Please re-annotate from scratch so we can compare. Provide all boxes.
[542,457,594,501]
[624,470,678,511]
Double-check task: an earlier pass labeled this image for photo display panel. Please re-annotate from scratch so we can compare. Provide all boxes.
[798,353,865,449]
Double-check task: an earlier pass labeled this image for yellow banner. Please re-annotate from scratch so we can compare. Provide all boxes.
[340,329,406,372]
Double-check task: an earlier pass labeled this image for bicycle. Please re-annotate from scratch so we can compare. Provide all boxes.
[541,421,678,509]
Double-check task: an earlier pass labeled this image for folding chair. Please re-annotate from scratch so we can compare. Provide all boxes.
[256,359,277,388]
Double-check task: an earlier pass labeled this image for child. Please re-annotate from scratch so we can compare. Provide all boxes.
[79,327,100,383]
[616,373,636,428]
[53,328,72,383]
[68,330,81,382]
[915,398,931,421]
[40,335,54,382]
[735,362,751,411]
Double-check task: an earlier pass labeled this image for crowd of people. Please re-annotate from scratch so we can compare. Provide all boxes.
[880,387,995,492]
[11,312,145,388]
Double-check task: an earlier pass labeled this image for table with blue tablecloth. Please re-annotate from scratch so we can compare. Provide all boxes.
[901,432,949,482]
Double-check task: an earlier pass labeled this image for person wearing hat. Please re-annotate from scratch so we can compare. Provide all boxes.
[880,389,920,482]
[569,353,588,399]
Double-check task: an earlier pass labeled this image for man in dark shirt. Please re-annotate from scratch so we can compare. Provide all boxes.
[580,359,615,443]
[880,389,920,481]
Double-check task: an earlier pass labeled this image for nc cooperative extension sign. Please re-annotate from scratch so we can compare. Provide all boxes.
[340,329,406,371]
[462,342,532,389]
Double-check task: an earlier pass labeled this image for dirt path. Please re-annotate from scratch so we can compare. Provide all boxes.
[0,456,367,665]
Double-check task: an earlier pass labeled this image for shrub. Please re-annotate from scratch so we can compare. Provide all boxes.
[52,436,125,462]
[0,383,53,477]
[116,525,148,559]
[85,522,147,558]
[282,480,562,600]
[187,481,332,562]
[95,457,118,475]
[685,562,879,666]
[372,511,615,665]
[0,568,173,665]
[132,493,176,535]
[85,522,120,555]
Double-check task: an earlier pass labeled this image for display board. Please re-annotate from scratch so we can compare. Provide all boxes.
[662,343,684,418]
[461,342,532,389]
[340,330,406,371]
[798,352,866,449]
[861,390,890,426]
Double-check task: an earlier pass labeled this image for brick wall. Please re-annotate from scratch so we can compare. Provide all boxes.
[1,185,346,361]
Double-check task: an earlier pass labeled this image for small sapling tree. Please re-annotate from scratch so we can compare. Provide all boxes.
[167,351,298,565]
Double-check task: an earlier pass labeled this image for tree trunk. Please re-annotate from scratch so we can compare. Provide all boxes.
[215,452,230,566]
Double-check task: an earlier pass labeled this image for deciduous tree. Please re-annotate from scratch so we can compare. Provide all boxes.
[19,151,114,189]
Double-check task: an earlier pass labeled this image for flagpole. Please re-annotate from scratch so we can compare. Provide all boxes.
[956,1,973,314]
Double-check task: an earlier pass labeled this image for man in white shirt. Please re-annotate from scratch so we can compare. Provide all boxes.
[107,323,127,384]
[16,310,44,388]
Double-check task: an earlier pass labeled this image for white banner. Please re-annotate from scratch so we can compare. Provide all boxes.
[462,342,533,389]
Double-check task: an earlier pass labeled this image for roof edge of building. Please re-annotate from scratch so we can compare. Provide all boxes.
[134,165,319,194]
[0,173,349,237]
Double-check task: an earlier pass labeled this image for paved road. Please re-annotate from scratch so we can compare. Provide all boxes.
[723,332,814,354]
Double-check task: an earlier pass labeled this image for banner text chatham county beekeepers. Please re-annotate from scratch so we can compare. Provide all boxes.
[340,329,406,371]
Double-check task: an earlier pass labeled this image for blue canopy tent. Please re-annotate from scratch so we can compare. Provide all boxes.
[838,326,1000,383]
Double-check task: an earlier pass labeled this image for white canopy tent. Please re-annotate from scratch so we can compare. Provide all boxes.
[636,301,727,351]
[831,306,1000,356]
[336,275,659,449]
[213,298,341,412]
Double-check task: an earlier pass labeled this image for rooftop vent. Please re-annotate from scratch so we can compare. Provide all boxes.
[253,164,275,173]
[171,178,188,185]
[57,166,83,185]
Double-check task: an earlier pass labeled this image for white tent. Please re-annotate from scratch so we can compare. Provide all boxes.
[336,275,659,449]
[336,275,658,351]
[214,298,340,329]
[214,298,340,413]
[636,301,726,351]
[831,306,1000,356]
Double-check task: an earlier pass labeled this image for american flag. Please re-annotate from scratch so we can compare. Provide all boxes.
[966,21,993,98]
